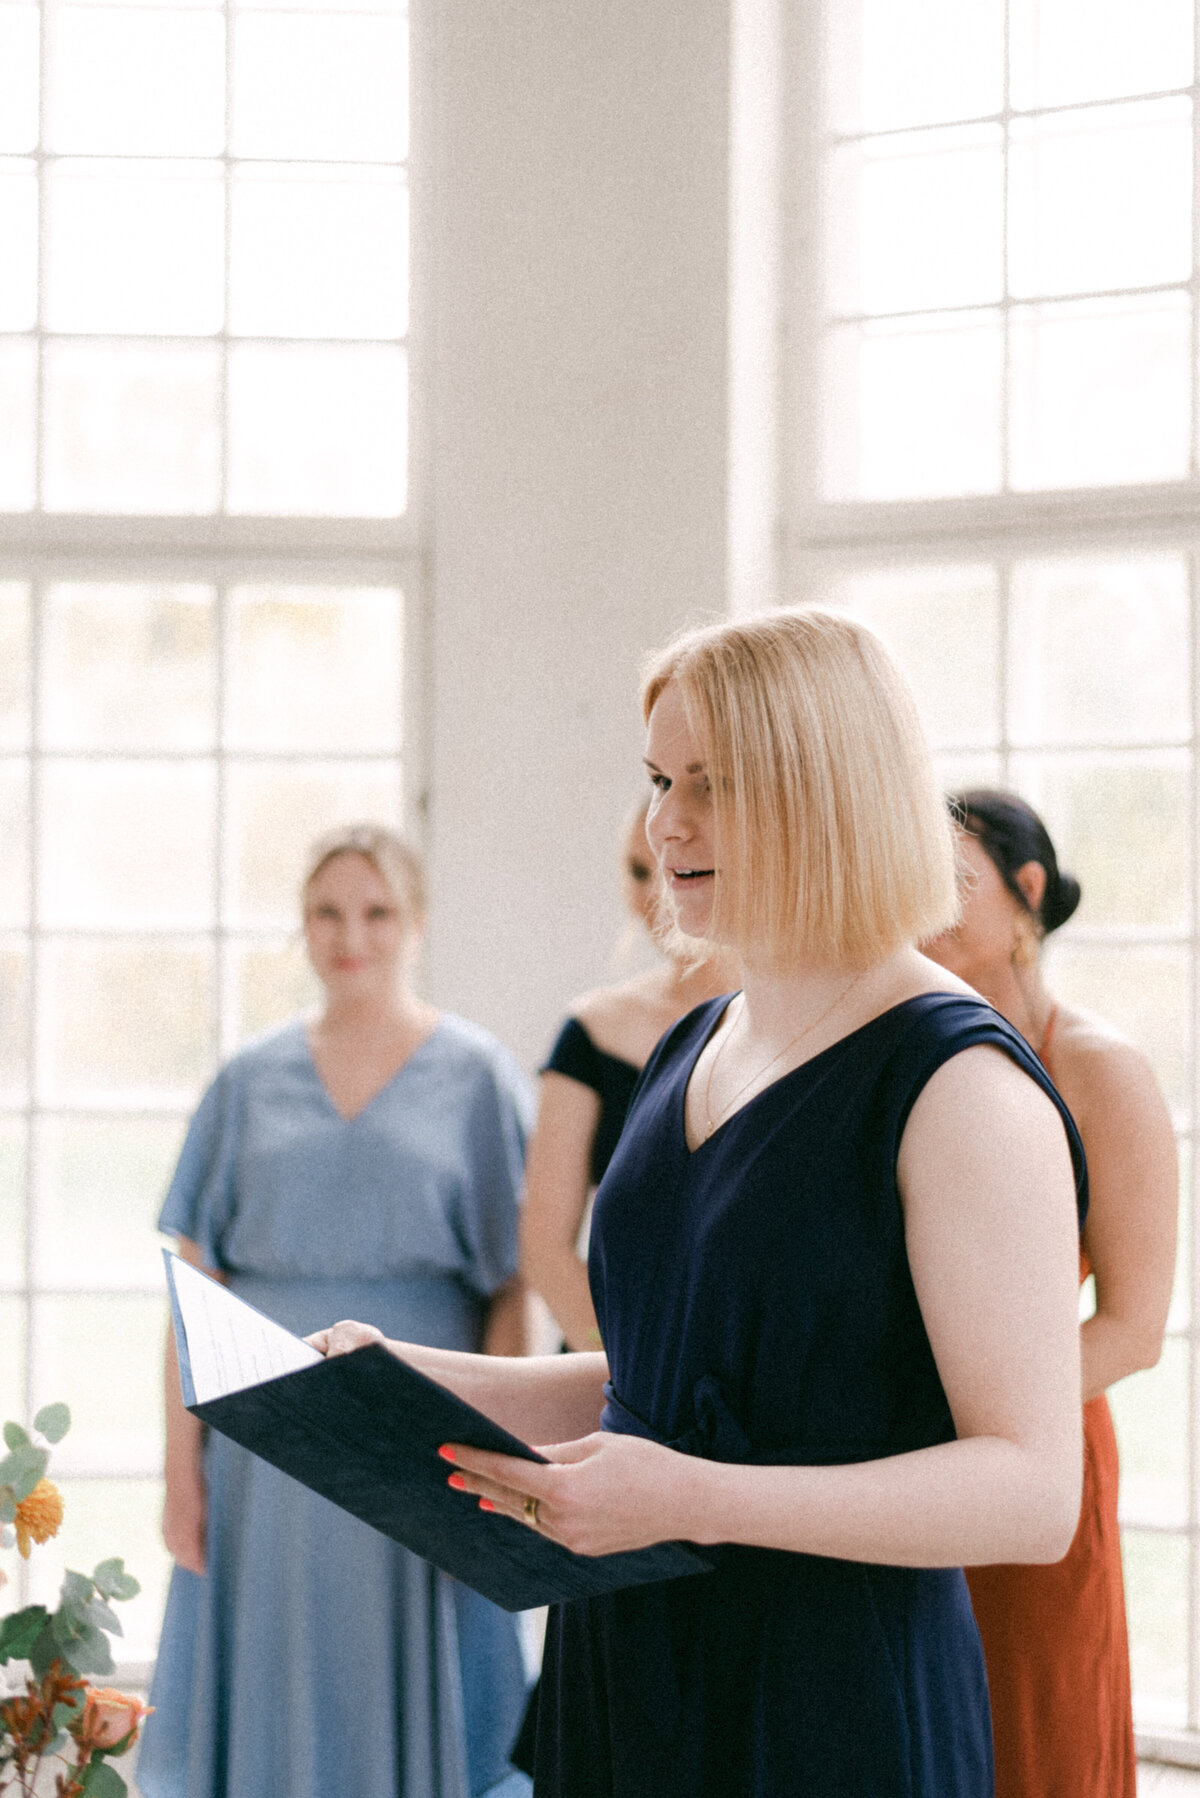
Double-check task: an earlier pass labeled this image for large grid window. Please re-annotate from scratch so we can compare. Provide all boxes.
[0,0,412,1668]
[0,575,407,1658]
[0,0,409,516]
[793,0,1200,1750]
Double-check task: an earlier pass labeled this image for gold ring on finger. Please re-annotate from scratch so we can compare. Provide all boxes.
[523,1494,540,1528]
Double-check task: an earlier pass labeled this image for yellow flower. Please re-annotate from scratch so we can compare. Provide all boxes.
[15,1478,64,1558]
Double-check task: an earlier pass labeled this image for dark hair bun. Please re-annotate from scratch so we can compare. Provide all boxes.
[948,789,1081,936]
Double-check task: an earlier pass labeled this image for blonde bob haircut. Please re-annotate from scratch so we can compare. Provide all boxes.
[301,823,427,921]
[641,608,958,969]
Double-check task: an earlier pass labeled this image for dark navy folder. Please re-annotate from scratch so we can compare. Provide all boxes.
[165,1253,710,1611]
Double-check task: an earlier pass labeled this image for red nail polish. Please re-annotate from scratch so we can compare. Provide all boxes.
[437,1445,457,1463]
[447,1472,466,1490]
[479,1498,495,1513]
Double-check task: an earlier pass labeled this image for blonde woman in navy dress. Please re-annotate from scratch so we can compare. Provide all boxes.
[313,613,1087,1798]
[140,826,534,1798]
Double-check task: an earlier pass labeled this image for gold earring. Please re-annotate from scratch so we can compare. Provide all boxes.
[1012,911,1041,968]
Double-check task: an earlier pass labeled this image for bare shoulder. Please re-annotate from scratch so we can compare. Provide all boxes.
[1048,1004,1171,1131]
[570,971,673,1064]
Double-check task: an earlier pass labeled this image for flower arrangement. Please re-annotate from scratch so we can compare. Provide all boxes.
[0,1405,149,1797]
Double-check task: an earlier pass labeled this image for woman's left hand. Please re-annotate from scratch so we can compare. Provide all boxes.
[440,1431,704,1557]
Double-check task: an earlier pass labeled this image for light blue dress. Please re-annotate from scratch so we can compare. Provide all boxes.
[138,1016,536,1798]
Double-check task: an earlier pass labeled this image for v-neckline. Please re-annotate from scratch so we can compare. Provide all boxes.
[302,1016,443,1123]
[680,990,961,1156]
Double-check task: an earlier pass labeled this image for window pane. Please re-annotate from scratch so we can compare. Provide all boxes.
[31,1294,164,1470]
[1009,0,1194,111]
[1009,294,1191,490]
[828,0,1005,134]
[48,9,225,155]
[827,126,1003,316]
[0,1117,26,1287]
[1008,555,1190,746]
[232,14,408,161]
[0,941,29,1098]
[40,940,214,1104]
[0,583,31,747]
[1122,1528,1188,1727]
[23,1475,170,1664]
[39,762,217,929]
[0,161,37,331]
[0,1296,26,1420]
[46,161,226,335]
[0,759,29,928]
[34,1117,184,1287]
[932,751,1004,793]
[1043,942,1189,1115]
[227,937,319,1047]
[44,340,222,513]
[832,565,1001,748]
[1110,1338,1188,1527]
[230,166,408,340]
[0,337,36,511]
[1008,99,1192,300]
[1010,753,1190,932]
[227,343,406,515]
[41,583,216,751]
[226,585,403,752]
[0,6,39,153]
[824,314,1003,500]
[225,762,402,927]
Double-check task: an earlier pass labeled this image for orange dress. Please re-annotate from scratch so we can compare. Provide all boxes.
[966,1016,1136,1798]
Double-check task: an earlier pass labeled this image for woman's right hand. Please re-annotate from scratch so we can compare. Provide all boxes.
[307,1319,386,1358]
[163,1466,208,1576]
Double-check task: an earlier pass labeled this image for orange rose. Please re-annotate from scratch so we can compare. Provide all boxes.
[73,1688,154,1752]
[14,1478,64,1558]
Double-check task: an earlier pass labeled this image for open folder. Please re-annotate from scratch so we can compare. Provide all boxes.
[164,1251,711,1611]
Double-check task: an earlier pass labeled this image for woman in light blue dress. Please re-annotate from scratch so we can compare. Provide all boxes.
[138,825,534,1798]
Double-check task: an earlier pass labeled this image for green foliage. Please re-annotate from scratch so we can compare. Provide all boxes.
[2,1422,30,1452]
[0,1605,49,1666]
[0,1441,49,1505]
[78,1758,129,1797]
[33,1403,71,1445]
[91,1560,139,1603]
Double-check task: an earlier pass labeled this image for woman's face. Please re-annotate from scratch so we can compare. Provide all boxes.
[303,852,417,1001]
[643,682,717,941]
[924,829,1025,984]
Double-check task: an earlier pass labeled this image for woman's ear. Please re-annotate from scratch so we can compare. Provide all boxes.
[1015,860,1047,918]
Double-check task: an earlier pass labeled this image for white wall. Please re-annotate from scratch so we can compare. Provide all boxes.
[419,3,744,1066]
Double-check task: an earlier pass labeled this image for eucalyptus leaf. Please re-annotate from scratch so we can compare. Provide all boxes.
[3,1422,29,1451]
[58,1619,115,1678]
[33,1402,70,1444]
[0,1492,15,1523]
[0,1605,50,1665]
[86,1596,123,1636]
[92,1559,140,1602]
[0,1442,49,1501]
[59,1569,96,1621]
[80,1759,127,1798]
[52,1693,85,1732]
[28,1618,60,1680]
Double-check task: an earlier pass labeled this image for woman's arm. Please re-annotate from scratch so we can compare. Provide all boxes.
[161,1236,226,1574]
[1074,1041,1178,1402]
[519,1071,604,1350]
[482,1275,531,1357]
[312,1320,609,1445]
[444,1046,1083,1568]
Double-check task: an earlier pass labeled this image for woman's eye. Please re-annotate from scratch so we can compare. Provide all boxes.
[648,773,670,792]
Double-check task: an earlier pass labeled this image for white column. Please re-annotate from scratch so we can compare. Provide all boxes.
[418,1,741,1065]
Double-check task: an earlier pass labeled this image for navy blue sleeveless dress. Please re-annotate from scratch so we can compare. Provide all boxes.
[533,992,1088,1798]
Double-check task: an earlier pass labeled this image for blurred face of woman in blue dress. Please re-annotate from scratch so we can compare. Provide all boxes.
[303,850,421,1006]
[643,682,718,945]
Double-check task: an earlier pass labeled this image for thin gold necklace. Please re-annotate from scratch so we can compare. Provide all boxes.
[703,973,864,1141]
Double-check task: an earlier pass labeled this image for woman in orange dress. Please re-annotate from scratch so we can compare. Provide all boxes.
[925,789,1178,1798]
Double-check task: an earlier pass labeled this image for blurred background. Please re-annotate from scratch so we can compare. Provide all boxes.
[1,0,1198,1768]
